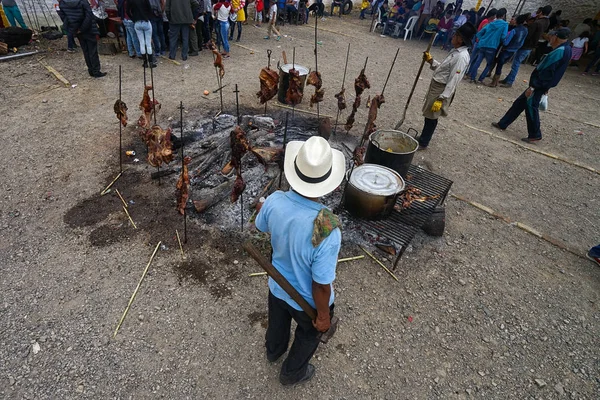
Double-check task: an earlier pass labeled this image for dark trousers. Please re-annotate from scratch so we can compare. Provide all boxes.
[532,41,550,65]
[67,29,76,49]
[266,291,333,384]
[229,20,242,40]
[418,118,439,148]
[201,17,210,44]
[469,46,496,81]
[77,34,101,75]
[498,90,543,139]
[493,49,515,77]
[169,23,190,59]
[151,17,165,54]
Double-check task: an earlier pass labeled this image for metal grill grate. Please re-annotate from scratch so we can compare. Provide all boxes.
[343,165,453,268]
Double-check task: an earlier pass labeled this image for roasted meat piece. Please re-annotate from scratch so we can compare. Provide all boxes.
[222,126,267,175]
[285,68,303,106]
[144,125,174,167]
[138,85,160,129]
[231,174,246,203]
[344,113,355,132]
[399,185,440,209]
[363,94,385,140]
[212,49,225,79]
[354,69,370,96]
[310,88,325,108]
[353,146,365,166]
[334,88,346,111]
[306,71,322,88]
[176,156,192,215]
[256,67,279,104]
[114,99,128,127]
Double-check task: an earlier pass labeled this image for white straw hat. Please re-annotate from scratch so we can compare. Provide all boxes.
[284,137,346,198]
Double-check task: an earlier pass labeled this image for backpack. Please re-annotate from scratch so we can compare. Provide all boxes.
[148,0,162,16]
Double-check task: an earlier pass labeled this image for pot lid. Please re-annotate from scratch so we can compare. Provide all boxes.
[349,164,405,196]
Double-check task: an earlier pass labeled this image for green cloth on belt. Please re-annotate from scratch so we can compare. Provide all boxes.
[312,208,340,247]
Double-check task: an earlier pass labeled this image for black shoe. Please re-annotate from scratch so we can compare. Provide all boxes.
[182,56,188,61]
[142,54,149,68]
[491,122,505,131]
[189,51,199,56]
[228,37,233,41]
[92,72,107,78]
[279,364,315,386]
[499,78,507,84]
[521,137,541,143]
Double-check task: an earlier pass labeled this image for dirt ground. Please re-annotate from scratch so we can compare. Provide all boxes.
[1,13,599,399]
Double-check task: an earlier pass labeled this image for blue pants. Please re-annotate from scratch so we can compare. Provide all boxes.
[229,20,242,41]
[498,90,543,139]
[169,23,190,59]
[219,20,230,53]
[3,5,27,29]
[504,48,531,84]
[134,20,153,54]
[493,49,515,77]
[67,30,76,50]
[469,47,496,81]
[589,244,600,258]
[123,19,141,56]
[151,17,165,54]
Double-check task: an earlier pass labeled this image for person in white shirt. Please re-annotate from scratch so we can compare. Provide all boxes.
[264,1,281,39]
[418,22,476,149]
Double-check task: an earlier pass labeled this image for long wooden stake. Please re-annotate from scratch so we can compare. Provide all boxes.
[113,241,161,338]
[123,206,138,229]
[360,246,399,282]
[115,189,128,208]
[176,230,185,259]
[338,255,364,263]
[101,172,123,195]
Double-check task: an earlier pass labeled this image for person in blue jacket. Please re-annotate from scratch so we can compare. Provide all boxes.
[467,7,507,83]
[487,13,528,87]
[491,27,571,143]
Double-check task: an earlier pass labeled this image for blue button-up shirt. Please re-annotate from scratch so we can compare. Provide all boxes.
[255,190,341,311]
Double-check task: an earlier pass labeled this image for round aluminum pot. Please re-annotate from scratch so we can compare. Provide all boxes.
[364,129,419,179]
[277,64,309,105]
[344,164,405,220]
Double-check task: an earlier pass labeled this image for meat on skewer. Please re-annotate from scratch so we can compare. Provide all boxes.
[143,125,174,167]
[221,126,266,175]
[256,67,279,104]
[397,186,440,209]
[363,94,385,140]
[114,99,128,127]
[231,174,246,203]
[344,68,371,133]
[306,71,324,108]
[285,68,303,106]
[138,85,161,129]
[334,88,346,111]
[176,156,192,215]
[212,49,225,79]
[353,145,365,166]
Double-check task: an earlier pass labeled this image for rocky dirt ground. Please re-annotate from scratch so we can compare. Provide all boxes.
[1,12,599,399]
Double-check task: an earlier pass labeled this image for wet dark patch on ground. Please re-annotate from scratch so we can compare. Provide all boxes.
[174,259,210,285]
[248,311,268,329]
[64,195,120,228]
[89,224,138,247]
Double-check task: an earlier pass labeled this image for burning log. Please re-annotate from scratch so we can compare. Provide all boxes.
[193,179,235,213]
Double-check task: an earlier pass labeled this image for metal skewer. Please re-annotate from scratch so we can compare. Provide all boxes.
[292,47,296,119]
[212,52,224,112]
[333,43,350,136]
[314,13,320,122]
[119,65,123,173]
[278,112,289,189]
[21,0,34,30]
[234,84,240,125]
[179,101,187,243]
[264,49,272,116]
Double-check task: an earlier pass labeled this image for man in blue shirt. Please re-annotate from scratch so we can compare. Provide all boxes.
[492,28,572,143]
[255,136,345,386]
[467,7,508,83]
[487,13,528,87]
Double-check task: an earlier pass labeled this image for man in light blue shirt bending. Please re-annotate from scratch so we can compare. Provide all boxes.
[255,136,345,386]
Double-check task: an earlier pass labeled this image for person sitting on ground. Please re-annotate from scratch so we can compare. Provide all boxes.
[264,0,281,39]
[492,28,572,143]
[255,136,345,387]
[570,30,589,66]
[418,22,476,149]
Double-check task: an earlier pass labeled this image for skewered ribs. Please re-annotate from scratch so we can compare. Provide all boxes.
[141,125,174,167]
[176,156,192,215]
[256,67,279,104]
[285,68,303,106]
[307,71,324,108]
[113,99,128,127]
[363,94,385,140]
[138,85,160,129]
[344,68,370,132]
[334,88,346,111]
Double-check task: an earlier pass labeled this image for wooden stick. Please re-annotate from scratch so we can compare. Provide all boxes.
[38,59,69,86]
[233,42,259,53]
[123,206,138,229]
[176,229,184,259]
[159,55,181,65]
[113,241,161,338]
[101,172,123,195]
[115,189,128,208]
[249,272,268,277]
[338,255,364,263]
[360,246,399,282]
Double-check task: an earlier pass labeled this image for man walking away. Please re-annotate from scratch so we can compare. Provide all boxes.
[166,0,199,60]
[255,136,345,386]
[58,0,106,77]
[467,7,507,84]
[492,28,571,143]
[418,22,476,149]
[2,0,27,28]
[488,14,528,87]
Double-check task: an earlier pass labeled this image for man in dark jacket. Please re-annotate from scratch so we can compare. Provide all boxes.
[492,28,571,143]
[166,0,199,60]
[58,0,106,77]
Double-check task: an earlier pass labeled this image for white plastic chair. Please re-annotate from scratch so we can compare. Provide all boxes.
[395,15,417,40]
[373,9,384,33]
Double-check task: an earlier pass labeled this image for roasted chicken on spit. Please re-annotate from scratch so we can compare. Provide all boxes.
[221,126,267,175]
[138,85,161,129]
[142,125,174,167]
[256,67,279,104]
[176,156,192,215]
[113,99,128,127]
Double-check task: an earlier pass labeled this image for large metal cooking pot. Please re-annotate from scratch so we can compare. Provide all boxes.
[344,164,405,220]
[277,63,309,105]
[364,129,419,179]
